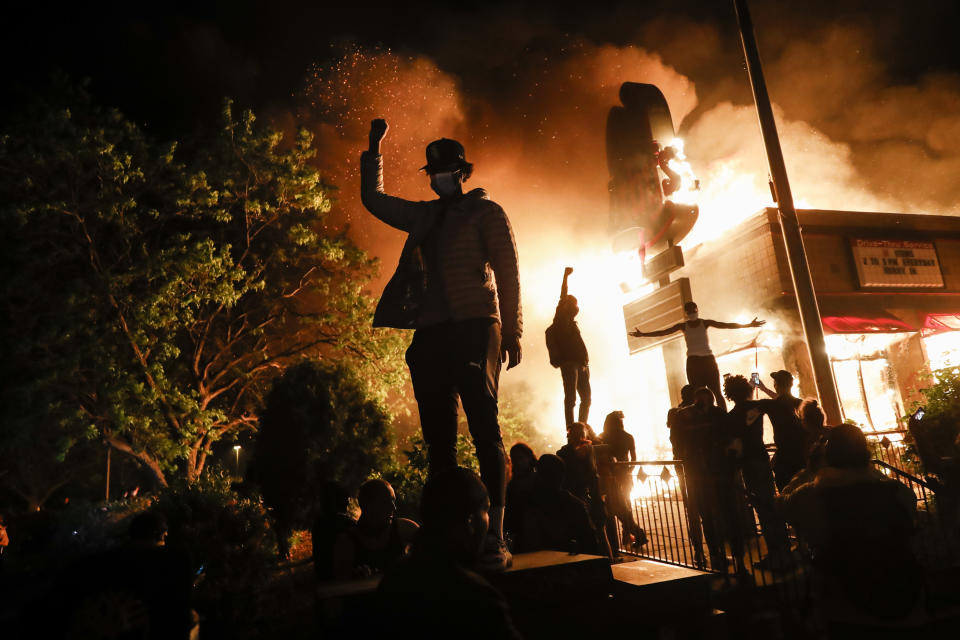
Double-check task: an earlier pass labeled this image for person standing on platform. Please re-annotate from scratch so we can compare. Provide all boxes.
[361,119,523,571]
[545,267,591,426]
[629,301,764,411]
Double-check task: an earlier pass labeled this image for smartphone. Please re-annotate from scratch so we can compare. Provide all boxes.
[750,372,760,386]
[913,407,925,421]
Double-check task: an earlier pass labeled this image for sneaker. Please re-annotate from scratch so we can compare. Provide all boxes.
[479,534,513,572]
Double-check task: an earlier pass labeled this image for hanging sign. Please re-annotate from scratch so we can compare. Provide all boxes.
[851,239,943,288]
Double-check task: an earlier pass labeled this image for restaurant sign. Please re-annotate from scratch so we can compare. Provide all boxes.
[851,239,943,288]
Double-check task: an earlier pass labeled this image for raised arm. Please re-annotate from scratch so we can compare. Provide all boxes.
[755,379,776,398]
[629,322,685,338]
[705,317,766,330]
[360,119,421,232]
[560,266,573,301]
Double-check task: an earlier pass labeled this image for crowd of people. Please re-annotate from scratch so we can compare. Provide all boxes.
[349,119,926,636]
[313,411,650,583]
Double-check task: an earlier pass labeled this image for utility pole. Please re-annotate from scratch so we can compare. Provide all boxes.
[733,0,843,424]
[105,446,111,502]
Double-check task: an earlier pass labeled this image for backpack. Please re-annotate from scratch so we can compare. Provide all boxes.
[545,323,561,368]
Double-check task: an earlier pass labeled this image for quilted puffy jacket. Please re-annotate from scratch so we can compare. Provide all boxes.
[360,151,523,340]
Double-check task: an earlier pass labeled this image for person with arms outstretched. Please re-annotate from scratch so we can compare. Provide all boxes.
[545,267,591,426]
[630,301,763,411]
[361,119,522,571]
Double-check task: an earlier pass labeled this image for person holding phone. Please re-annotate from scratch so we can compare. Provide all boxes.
[752,370,810,490]
[630,301,764,411]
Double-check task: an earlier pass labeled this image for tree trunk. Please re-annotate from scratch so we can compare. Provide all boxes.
[106,437,168,488]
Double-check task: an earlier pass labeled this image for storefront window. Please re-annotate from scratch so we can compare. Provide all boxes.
[923,330,960,372]
[825,333,904,431]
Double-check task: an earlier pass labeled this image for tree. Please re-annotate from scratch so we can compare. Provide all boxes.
[0,80,405,494]
[252,359,393,556]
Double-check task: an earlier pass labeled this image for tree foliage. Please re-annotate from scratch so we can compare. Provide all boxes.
[0,80,405,495]
[908,366,960,475]
[252,360,392,547]
[154,469,277,635]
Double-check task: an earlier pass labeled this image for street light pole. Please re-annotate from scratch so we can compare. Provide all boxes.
[105,446,111,502]
[733,0,843,425]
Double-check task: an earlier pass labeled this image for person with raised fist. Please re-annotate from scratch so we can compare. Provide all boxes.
[545,267,591,426]
[361,119,523,571]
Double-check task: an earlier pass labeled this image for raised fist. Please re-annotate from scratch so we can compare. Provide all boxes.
[369,119,388,152]
[564,267,574,276]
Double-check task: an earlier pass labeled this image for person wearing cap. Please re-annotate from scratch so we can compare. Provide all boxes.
[361,119,522,571]
[629,301,764,411]
[545,267,591,426]
[753,369,811,490]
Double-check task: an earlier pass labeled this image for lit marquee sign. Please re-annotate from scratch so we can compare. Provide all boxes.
[851,239,944,288]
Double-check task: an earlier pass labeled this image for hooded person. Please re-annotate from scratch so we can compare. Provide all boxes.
[376,468,523,639]
[361,120,522,571]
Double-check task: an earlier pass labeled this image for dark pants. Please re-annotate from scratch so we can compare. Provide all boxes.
[560,362,591,426]
[406,319,506,506]
[772,449,806,492]
[741,453,789,551]
[684,454,744,564]
[686,355,725,411]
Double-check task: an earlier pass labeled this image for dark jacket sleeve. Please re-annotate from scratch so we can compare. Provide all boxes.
[360,151,422,232]
[480,202,523,340]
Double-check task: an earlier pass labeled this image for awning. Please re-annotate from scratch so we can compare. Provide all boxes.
[923,313,960,333]
[814,297,918,334]
[821,314,915,334]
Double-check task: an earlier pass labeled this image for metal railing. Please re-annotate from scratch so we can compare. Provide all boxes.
[609,460,811,604]
[610,440,960,612]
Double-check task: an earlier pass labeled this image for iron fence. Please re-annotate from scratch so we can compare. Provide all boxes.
[609,444,959,616]
[609,460,812,602]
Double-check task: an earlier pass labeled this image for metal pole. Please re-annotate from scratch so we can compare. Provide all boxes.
[733,0,843,424]
[105,446,111,502]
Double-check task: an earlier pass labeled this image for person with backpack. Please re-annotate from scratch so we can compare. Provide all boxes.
[545,267,590,426]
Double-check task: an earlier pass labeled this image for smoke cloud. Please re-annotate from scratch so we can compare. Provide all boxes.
[294,14,960,452]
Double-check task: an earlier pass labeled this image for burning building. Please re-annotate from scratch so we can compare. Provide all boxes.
[625,208,960,432]
[608,81,960,434]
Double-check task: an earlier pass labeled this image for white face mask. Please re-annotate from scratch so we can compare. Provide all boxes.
[686,312,699,321]
[430,171,462,198]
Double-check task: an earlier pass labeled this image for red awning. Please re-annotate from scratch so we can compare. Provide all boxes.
[821,314,915,334]
[923,313,960,333]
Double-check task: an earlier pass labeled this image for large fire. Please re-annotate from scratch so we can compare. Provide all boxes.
[300,45,960,460]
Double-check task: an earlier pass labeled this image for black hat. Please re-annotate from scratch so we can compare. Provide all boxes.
[421,138,468,173]
[770,370,794,384]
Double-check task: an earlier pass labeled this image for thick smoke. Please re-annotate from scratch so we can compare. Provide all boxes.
[296,18,960,452]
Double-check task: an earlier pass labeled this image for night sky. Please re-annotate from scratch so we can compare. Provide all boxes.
[5,1,960,137]
[6,0,960,447]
